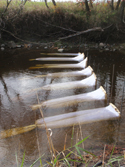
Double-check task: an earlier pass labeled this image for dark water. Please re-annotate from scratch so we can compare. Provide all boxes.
[0,48,125,166]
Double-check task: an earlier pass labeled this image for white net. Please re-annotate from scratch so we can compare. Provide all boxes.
[45,66,93,78]
[36,103,120,129]
[31,53,84,62]
[20,66,93,80]
[30,57,88,69]
[40,53,80,56]
[29,72,96,92]
[31,86,106,110]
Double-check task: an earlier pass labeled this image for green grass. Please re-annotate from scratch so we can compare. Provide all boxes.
[16,135,124,167]
[13,121,124,167]
[16,151,45,167]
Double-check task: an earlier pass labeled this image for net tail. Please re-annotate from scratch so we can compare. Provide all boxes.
[0,124,36,139]
[29,59,35,61]
[19,74,48,80]
[29,66,43,69]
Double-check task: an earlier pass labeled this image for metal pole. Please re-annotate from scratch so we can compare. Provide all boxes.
[88,53,91,66]
[96,63,100,89]
[110,64,115,103]
[120,78,125,114]
[105,74,108,104]
[106,74,108,94]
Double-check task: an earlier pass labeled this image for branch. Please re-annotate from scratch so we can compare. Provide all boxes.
[1,28,59,45]
[19,0,28,13]
[1,0,12,18]
[52,0,56,6]
[1,27,103,46]
[10,0,28,21]
[45,0,49,8]
[37,18,77,33]
[59,27,103,40]
[1,28,25,42]
[103,24,113,30]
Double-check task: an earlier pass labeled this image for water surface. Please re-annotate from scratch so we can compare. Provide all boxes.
[0,48,125,166]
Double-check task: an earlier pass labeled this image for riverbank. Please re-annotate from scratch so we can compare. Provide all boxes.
[1,40,125,55]
[0,1,125,47]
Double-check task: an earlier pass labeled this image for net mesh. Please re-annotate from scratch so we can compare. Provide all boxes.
[29,58,88,69]
[32,53,84,62]
[29,72,96,92]
[36,103,120,129]
[46,66,93,78]
[31,86,106,110]
[40,53,80,56]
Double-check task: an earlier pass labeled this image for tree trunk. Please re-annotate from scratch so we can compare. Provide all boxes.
[85,0,90,12]
[45,0,49,8]
[90,0,93,8]
[52,0,56,6]
[120,0,125,23]
[116,0,121,10]
[110,0,114,10]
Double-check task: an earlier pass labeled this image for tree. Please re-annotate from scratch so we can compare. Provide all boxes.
[45,0,56,8]
[90,0,93,8]
[85,0,90,12]
[110,0,114,10]
[116,0,121,10]
[119,0,125,23]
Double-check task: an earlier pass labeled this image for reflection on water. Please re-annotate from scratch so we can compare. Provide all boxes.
[0,49,125,166]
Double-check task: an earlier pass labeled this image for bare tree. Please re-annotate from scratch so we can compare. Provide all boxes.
[1,0,12,19]
[44,0,56,8]
[0,0,13,39]
[19,0,28,12]
[119,0,125,23]
[90,0,93,8]
[0,0,29,39]
[110,0,114,10]
[85,0,90,12]
[116,0,121,10]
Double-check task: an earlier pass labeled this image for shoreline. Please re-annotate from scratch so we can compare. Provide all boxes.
[1,40,125,53]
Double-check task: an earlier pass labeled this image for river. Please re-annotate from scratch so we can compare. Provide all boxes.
[0,48,125,166]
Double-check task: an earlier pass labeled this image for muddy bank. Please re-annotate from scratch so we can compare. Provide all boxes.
[0,40,125,55]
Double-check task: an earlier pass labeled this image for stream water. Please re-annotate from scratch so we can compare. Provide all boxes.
[0,48,125,166]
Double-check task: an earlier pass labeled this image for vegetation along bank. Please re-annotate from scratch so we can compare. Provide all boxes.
[0,0,125,49]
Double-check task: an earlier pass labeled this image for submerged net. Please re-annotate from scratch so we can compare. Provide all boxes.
[0,104,120,139]
[31,86,106,110]
[29,57,88,69]
[30,53,84,62]
[20,66,93,80]
[36,103,120,129]
[0,125,36,139]
[40,53,79,56]
[28,73,97,93]
[40,66,93,78]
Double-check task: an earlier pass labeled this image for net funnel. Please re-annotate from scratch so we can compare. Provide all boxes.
[20,66,93,80]
[29,57,88,69]
[0,103,120,139]
[40,66,93,78]
[28,72,97,93]
[0,125,36,139]
[31,86,107,110]
[30,53,84,62]
[40,52,79,56]
[36,103,120,129]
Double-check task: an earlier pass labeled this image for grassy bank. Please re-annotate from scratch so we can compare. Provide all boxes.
[15,130,124,167]
[0,0,125,45]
